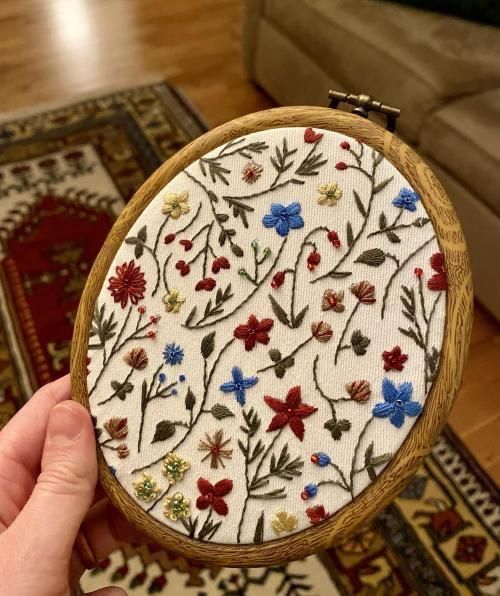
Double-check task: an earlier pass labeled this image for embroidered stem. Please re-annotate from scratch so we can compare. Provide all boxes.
[348,417,375,498]
[237,430,252,543]
[381,235,435,319]
[313,354,350,427]
[424,291,442,390]
[142,244,162,297]
[257,335,313,374]
[418,275,428,324]
[334,302,360,365]
[162,254,172,293]
[251,428,283,488]
[153,215,170,256]
[97,368,134,406]
[146,486,170,514]
[222,179,301,205]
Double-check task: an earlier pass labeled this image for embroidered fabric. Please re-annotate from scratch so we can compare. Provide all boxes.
[87,127,446,544]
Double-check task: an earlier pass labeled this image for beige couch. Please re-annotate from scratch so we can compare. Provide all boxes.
[243,0,500,320]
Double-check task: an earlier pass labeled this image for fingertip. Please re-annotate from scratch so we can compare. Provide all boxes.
[47,401,93,445]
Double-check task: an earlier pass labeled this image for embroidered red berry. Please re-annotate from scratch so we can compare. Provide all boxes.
[327,230,341,248]
[195,277,216,291]
[234,314,274,351]
[147,330,156,339]
[179,239,193,251]
[149,315,159,324]
[303,127,323,143]
[427,252,448,291]
[137,306,146,314]
[335,161,347,171]
[414,267,423,277]
[164,233,176,244]
[301,491,309,501]
[212,256,230,274]
[307,250,321,271]
[340,141,350,150]
[175,260,190,276]
[271,271,286,289]
[382,346,408,372]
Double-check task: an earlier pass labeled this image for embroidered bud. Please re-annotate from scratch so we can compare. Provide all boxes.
[335,161,347,171]
[262,247,271,258]
[158,373,166,384]
[137,306,146,314]
[304,127,323,143]
[351,280,376,304]
[311,452,331,466]
[124,347,148,370]
[147,330,156,339]
[306,504,328,525]
[346,380,371,402]
[179,374,186,382]
[149,315,159,324]
[104,417,128,439]
[117,444,129,459]
[195,277,216,291]
[179,239,193,251]
[307,250,321,271]
[212,256,230,273]
[311,320,333,343]
[414,267,423,278]
[251,240,258,249]
[302,483,318,499]
[340,141,350,150]
[327,230,341,248]
[164,233,176,244]
[271,271,286,289]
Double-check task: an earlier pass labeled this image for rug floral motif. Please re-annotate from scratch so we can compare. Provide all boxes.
[0,84,497,595]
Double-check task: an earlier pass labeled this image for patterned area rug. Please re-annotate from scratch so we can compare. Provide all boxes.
[0,83,498,595]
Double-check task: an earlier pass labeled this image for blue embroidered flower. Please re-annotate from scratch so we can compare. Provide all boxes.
[301,483,318,500]
[262,202,304,237]
[219,366,259,406]
[163,343,184,366]
[392,188,420,212]
[109,466,117,476]
[311,452,331,467]
[372,378,422,428]
[158,373,166,384]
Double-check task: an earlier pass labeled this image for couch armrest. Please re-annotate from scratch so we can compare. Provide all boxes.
[242,0,267,78]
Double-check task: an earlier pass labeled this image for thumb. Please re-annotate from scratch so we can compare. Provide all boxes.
[86,588,127,596]
[15,401,97,564]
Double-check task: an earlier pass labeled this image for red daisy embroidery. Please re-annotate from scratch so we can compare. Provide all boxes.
[107,260,146,308]
[264,386,317,441]
[196,477,233,516]
[382,346,408,372]
[234,315,274,351]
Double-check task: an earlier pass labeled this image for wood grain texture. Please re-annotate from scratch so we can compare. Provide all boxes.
[71,106,473,567]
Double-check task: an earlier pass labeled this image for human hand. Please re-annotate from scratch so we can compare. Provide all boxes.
[0,375,144,596]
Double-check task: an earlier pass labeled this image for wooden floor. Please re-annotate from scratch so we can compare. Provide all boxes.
[0,0,498,483]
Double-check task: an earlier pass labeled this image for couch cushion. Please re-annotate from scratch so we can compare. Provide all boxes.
[264,0,500,141]
[420,89,500,217]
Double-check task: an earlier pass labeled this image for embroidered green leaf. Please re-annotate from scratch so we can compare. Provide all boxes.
[141,379,147,409]
[364,442,377,481]
[237,439,248,457]
[399,326,424,349]
[386,230,401,243]
[218,230,226,246]
[111,380,134,401]
[324,418,351,440]
[253,511,265,544]
[201,331,216,359]
[291,305,309,328]
[134,242,144,259]
[373,176,393,194]
[353,190,366,216]
[152,420,176,443]
[231,243,244,257]
[346,221,354,247]
[215,213,229,223]
[184,306,197,326]
[211,404,234,420]
[379,212,387,230]
[199,157,230,185]
[137,225,147,242]
[351,330,370,356]
[268,295,290,327]
[207,190,218,203]
[249,439,265,463]
[185,387,196,411]
[295,152,327,177]
[215,288,223,304]
[275,357,294,379]
[355,248,386,267]
[373,151,383,167]
[413,217,430,227]
[269,348,282,362]
[204,300,212,318]
[124,237,139,245]
[242,407,261,436]
[371,453,393,466]
[251,487,286,500]
[330,271,352,279]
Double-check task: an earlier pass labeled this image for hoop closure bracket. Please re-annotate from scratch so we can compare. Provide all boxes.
[328,90,401,133]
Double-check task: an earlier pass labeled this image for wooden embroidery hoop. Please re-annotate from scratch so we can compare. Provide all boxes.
[71,105,473,567]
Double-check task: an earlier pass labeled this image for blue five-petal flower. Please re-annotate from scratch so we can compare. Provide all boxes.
[392,188,420,212]
[372,378,422,428]
[219,366,259,406]
[262,202,304,237]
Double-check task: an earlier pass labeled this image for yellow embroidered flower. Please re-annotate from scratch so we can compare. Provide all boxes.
[271,510,298,535]
[162,289,185,313]
[162,190,190,219]
[162,452,190,484]
[164,492,191,521]
[317,182,342,206]
[133,474,160,502]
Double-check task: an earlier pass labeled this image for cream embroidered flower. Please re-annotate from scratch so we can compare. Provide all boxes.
[162,452,190,484]
[317,182,342,206]
[271,510,298,535]
[162,190,190,219]
[242,160,263,184]
[164,492,191,521]
[133,474,160,502]
[163,289,185,313]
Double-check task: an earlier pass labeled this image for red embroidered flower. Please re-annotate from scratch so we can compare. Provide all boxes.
[196,477,233,516]
[340,141,350,150]
[382,346,408,372]
[271,271,286,289]
[304,127,323,143]
[427,252,448,291]
[212,256,230,274]
[454,535,487,563]
[335,162,347,171]
[307,251,321,271]
[175,260,190,276]
[264,386,317,441]
[234,315,274,351]
[195,277,216,291]
[164,233,176,244]
[311,321,333,343]
[350,280,376,304]
[107,260,146,308]
[321,289,345,313]
[327,230,341,248]
[414,267,423,278]
[306,504,328,525]
[179,239,193,251]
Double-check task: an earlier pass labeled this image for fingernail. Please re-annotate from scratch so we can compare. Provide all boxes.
[48,403,83,443]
